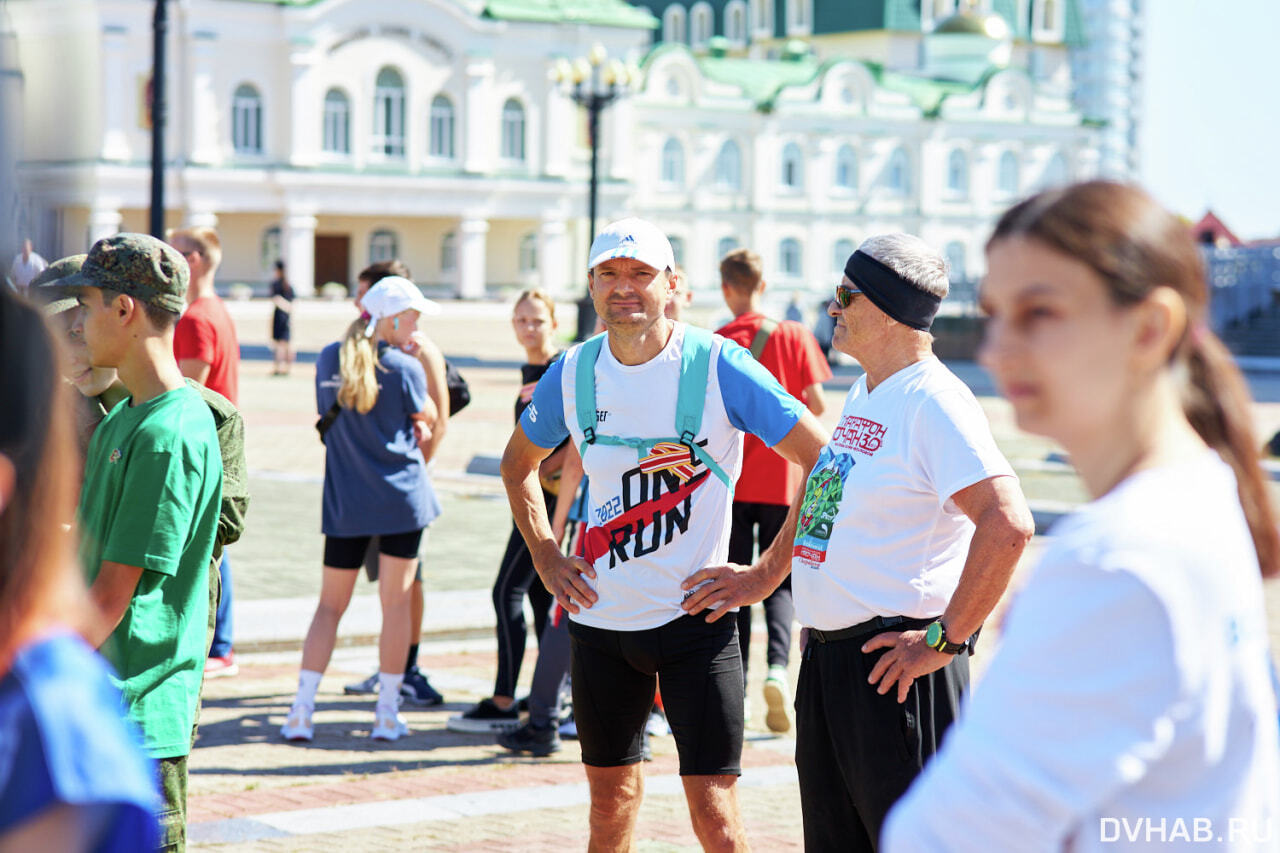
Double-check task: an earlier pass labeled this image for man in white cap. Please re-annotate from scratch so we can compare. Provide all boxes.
[501,217,828,849]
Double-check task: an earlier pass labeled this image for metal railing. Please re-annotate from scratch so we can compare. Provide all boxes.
[1205,245,1280,331]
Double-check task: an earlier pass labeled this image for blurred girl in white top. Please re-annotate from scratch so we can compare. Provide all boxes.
[885,181,1280,852]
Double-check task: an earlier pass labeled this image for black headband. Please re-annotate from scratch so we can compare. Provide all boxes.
[843,250,942,331]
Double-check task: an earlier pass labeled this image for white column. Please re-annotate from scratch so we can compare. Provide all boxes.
[288,42,318,167]
[538,218,569,296]
[543,88,573,178]
[88,206,123,245]
[283,212,317,297]
[463,58,494,173]
[457,218,489,298]
[100,26,130,161]
[188,32,219,164]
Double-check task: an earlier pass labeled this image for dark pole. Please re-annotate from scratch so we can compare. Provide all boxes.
[149,0,168,238]
[587,94,600,245]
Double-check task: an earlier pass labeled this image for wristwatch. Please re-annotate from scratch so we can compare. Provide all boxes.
[924,619,968,655]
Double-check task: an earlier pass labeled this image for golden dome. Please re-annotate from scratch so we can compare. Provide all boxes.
[933,11,1011,40]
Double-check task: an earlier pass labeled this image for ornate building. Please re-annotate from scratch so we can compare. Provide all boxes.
[8,0,1100,298]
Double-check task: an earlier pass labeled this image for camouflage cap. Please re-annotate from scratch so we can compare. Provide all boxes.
[60,233,188,314]
[30,253,87,317]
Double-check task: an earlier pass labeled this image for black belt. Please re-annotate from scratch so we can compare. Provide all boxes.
[807,615,935,644]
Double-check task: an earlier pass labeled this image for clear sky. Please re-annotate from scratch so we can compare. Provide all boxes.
[1139,0,1280,240]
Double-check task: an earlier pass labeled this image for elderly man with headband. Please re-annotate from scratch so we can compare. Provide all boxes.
[684,233,1034,852]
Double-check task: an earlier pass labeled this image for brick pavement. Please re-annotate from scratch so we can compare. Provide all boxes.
[192,298,1280,850]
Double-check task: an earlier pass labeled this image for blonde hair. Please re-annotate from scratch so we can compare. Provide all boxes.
[515,289,557,325]
[167,225,223,273]
[337,318,385,414]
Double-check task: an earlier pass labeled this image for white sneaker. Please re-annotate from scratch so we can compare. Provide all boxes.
[372,707,409,741]
[763,666,792,734]
[281,703,314,742]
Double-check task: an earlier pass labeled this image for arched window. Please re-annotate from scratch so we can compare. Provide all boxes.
[780,237,802,276]
[372,67,405,157]
[322,88,349,155]
[691,2,713,47]
[834,145,858,191]
[232,83,262,153]
[715,139,742,190]
[441,233,457,272]
[1042,0,1058,30]
[663,4,688,44]
[781,142,803,190]
[519,234,538,273]
[370,229,398,264]
[500,99,526,161]
[718,236,739,260]
[1042,153,1068,188]
[668,235,685,267]
[725,0,748,43]
[788,0,812,32]
[945,241,967,283]
[998,151,1020,196]
[661,138,685,187]
[884,147,910,195]
[947,150,969,196]
[429,95,455,159]
[832,238,855,273]
[750,0,774,36]
[261,226,281,270]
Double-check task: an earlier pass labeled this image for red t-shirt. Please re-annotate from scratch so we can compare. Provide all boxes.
[716,312,831,505]
[174,295,240,405]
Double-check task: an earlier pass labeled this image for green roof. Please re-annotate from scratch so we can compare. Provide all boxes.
[684,49,824,110]
[482,0,656,28]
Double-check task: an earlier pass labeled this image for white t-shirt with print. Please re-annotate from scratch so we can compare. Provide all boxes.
[521,323,804,631]
[884,452,1280,852]
[791,356,1015,630]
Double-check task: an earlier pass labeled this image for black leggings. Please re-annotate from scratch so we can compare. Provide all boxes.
[728,501,794,674]
[492,510,554,698]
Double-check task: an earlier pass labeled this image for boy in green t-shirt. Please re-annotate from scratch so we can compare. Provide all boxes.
[65,233,223,853]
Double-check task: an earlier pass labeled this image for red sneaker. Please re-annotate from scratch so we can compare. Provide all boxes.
[204,653,239,678]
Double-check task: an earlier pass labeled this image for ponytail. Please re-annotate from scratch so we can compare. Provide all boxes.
[1182,326,1280,577]
[337,318,383,414]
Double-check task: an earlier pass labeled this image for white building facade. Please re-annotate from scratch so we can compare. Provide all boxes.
[8,0,1100,299]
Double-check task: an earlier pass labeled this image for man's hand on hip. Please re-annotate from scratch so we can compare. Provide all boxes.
[680,562,777,623]
[537,551,598,615]
[863,629,952,704]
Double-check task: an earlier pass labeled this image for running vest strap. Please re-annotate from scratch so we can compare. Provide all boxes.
[573,327,734,491]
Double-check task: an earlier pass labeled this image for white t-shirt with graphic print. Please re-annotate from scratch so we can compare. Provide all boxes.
[521,323,804,631]
[791,356,1016,631]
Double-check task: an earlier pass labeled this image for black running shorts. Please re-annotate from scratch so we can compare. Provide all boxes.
[569,614,744,776]
[323,529,424,569]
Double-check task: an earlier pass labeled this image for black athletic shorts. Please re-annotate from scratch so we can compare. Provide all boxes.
[324,529,424,569]
[569,614,744,776]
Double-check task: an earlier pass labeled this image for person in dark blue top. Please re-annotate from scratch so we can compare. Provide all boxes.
[0,286,158,852]
[282,276,441,744]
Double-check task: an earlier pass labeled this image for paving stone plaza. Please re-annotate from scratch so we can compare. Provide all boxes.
[188,297,1280,851]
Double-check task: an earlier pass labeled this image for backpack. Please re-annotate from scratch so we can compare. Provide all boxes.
[572,326,733,490]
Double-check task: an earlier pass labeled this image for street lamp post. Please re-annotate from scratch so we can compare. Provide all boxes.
[551,45,636,340]
[149,0,168,238]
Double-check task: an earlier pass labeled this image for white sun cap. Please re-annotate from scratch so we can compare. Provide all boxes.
[588,217,675,274]
[361,275,442,336]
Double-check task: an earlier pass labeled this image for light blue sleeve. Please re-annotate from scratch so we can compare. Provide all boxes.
[519,356,569,449]
[717,339,805,446]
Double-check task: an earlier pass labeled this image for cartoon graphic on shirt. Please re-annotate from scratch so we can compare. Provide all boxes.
[793,446,856,568]
[582,439,712,569]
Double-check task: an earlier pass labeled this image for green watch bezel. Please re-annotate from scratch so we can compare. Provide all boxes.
[925,620,943,647]
[925,619,966,654]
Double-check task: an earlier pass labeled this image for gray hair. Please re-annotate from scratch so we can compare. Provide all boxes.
[857,233,949,300]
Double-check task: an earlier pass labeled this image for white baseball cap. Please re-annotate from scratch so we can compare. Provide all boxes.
[588,217,675,274]
[362,275,442,336]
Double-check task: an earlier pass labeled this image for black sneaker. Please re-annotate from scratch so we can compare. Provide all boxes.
[446,698,521,733]
[400,667,444,706]
[498,721,561,757]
